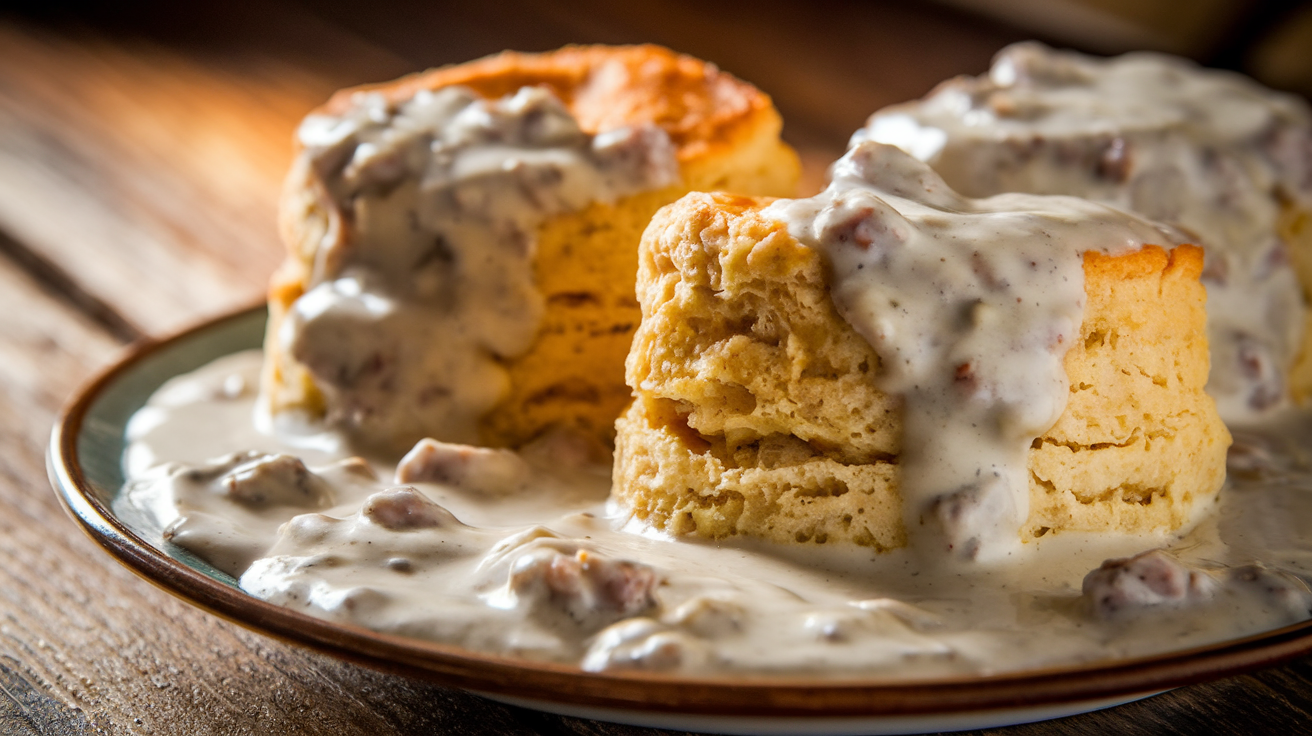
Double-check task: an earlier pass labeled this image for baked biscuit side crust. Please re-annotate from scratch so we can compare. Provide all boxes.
[1027,244,1230,539]
[1282,204,1312,403]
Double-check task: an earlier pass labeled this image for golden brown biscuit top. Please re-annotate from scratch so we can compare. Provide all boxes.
[1082,242,1203,284]
[314,44,775,163]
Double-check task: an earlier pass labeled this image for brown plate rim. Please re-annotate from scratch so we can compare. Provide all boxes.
[47,303,1312,719]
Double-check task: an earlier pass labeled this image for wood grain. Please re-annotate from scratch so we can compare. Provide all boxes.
[0,1,1310,732]
[0,17,405,336]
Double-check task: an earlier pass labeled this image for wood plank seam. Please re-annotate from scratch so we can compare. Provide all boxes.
[0,225,142,344]
[0,654,91,735]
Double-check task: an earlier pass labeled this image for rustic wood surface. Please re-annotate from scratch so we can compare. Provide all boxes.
[2,2,1310,733]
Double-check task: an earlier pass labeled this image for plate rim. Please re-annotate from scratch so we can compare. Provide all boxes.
[46,303,1312,719]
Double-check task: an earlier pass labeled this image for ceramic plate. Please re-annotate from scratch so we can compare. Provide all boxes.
[47,305,1312,735]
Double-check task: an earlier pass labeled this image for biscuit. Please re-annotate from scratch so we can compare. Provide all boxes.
[858,41,1312,421]
[614,190,1229,549]
[262,45,800,452]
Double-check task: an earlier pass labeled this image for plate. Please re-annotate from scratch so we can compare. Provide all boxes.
[47,305,1312,735]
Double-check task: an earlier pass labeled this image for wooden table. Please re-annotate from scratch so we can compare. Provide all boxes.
[2,2,1310,733]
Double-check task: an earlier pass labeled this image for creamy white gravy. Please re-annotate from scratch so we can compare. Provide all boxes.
[763,142,1183,561]
[857,41,1312,423]
[278,86,677,451]
[117,351,1312,677]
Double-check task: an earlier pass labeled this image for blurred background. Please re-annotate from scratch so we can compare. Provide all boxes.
[7,0,1311,147]
[947,0,1312,94]
[0,0,1309,332]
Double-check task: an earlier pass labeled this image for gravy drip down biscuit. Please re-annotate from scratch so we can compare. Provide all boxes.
[615,142,1230,560]
[858,41,1312,422]
[262,46,800,453]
